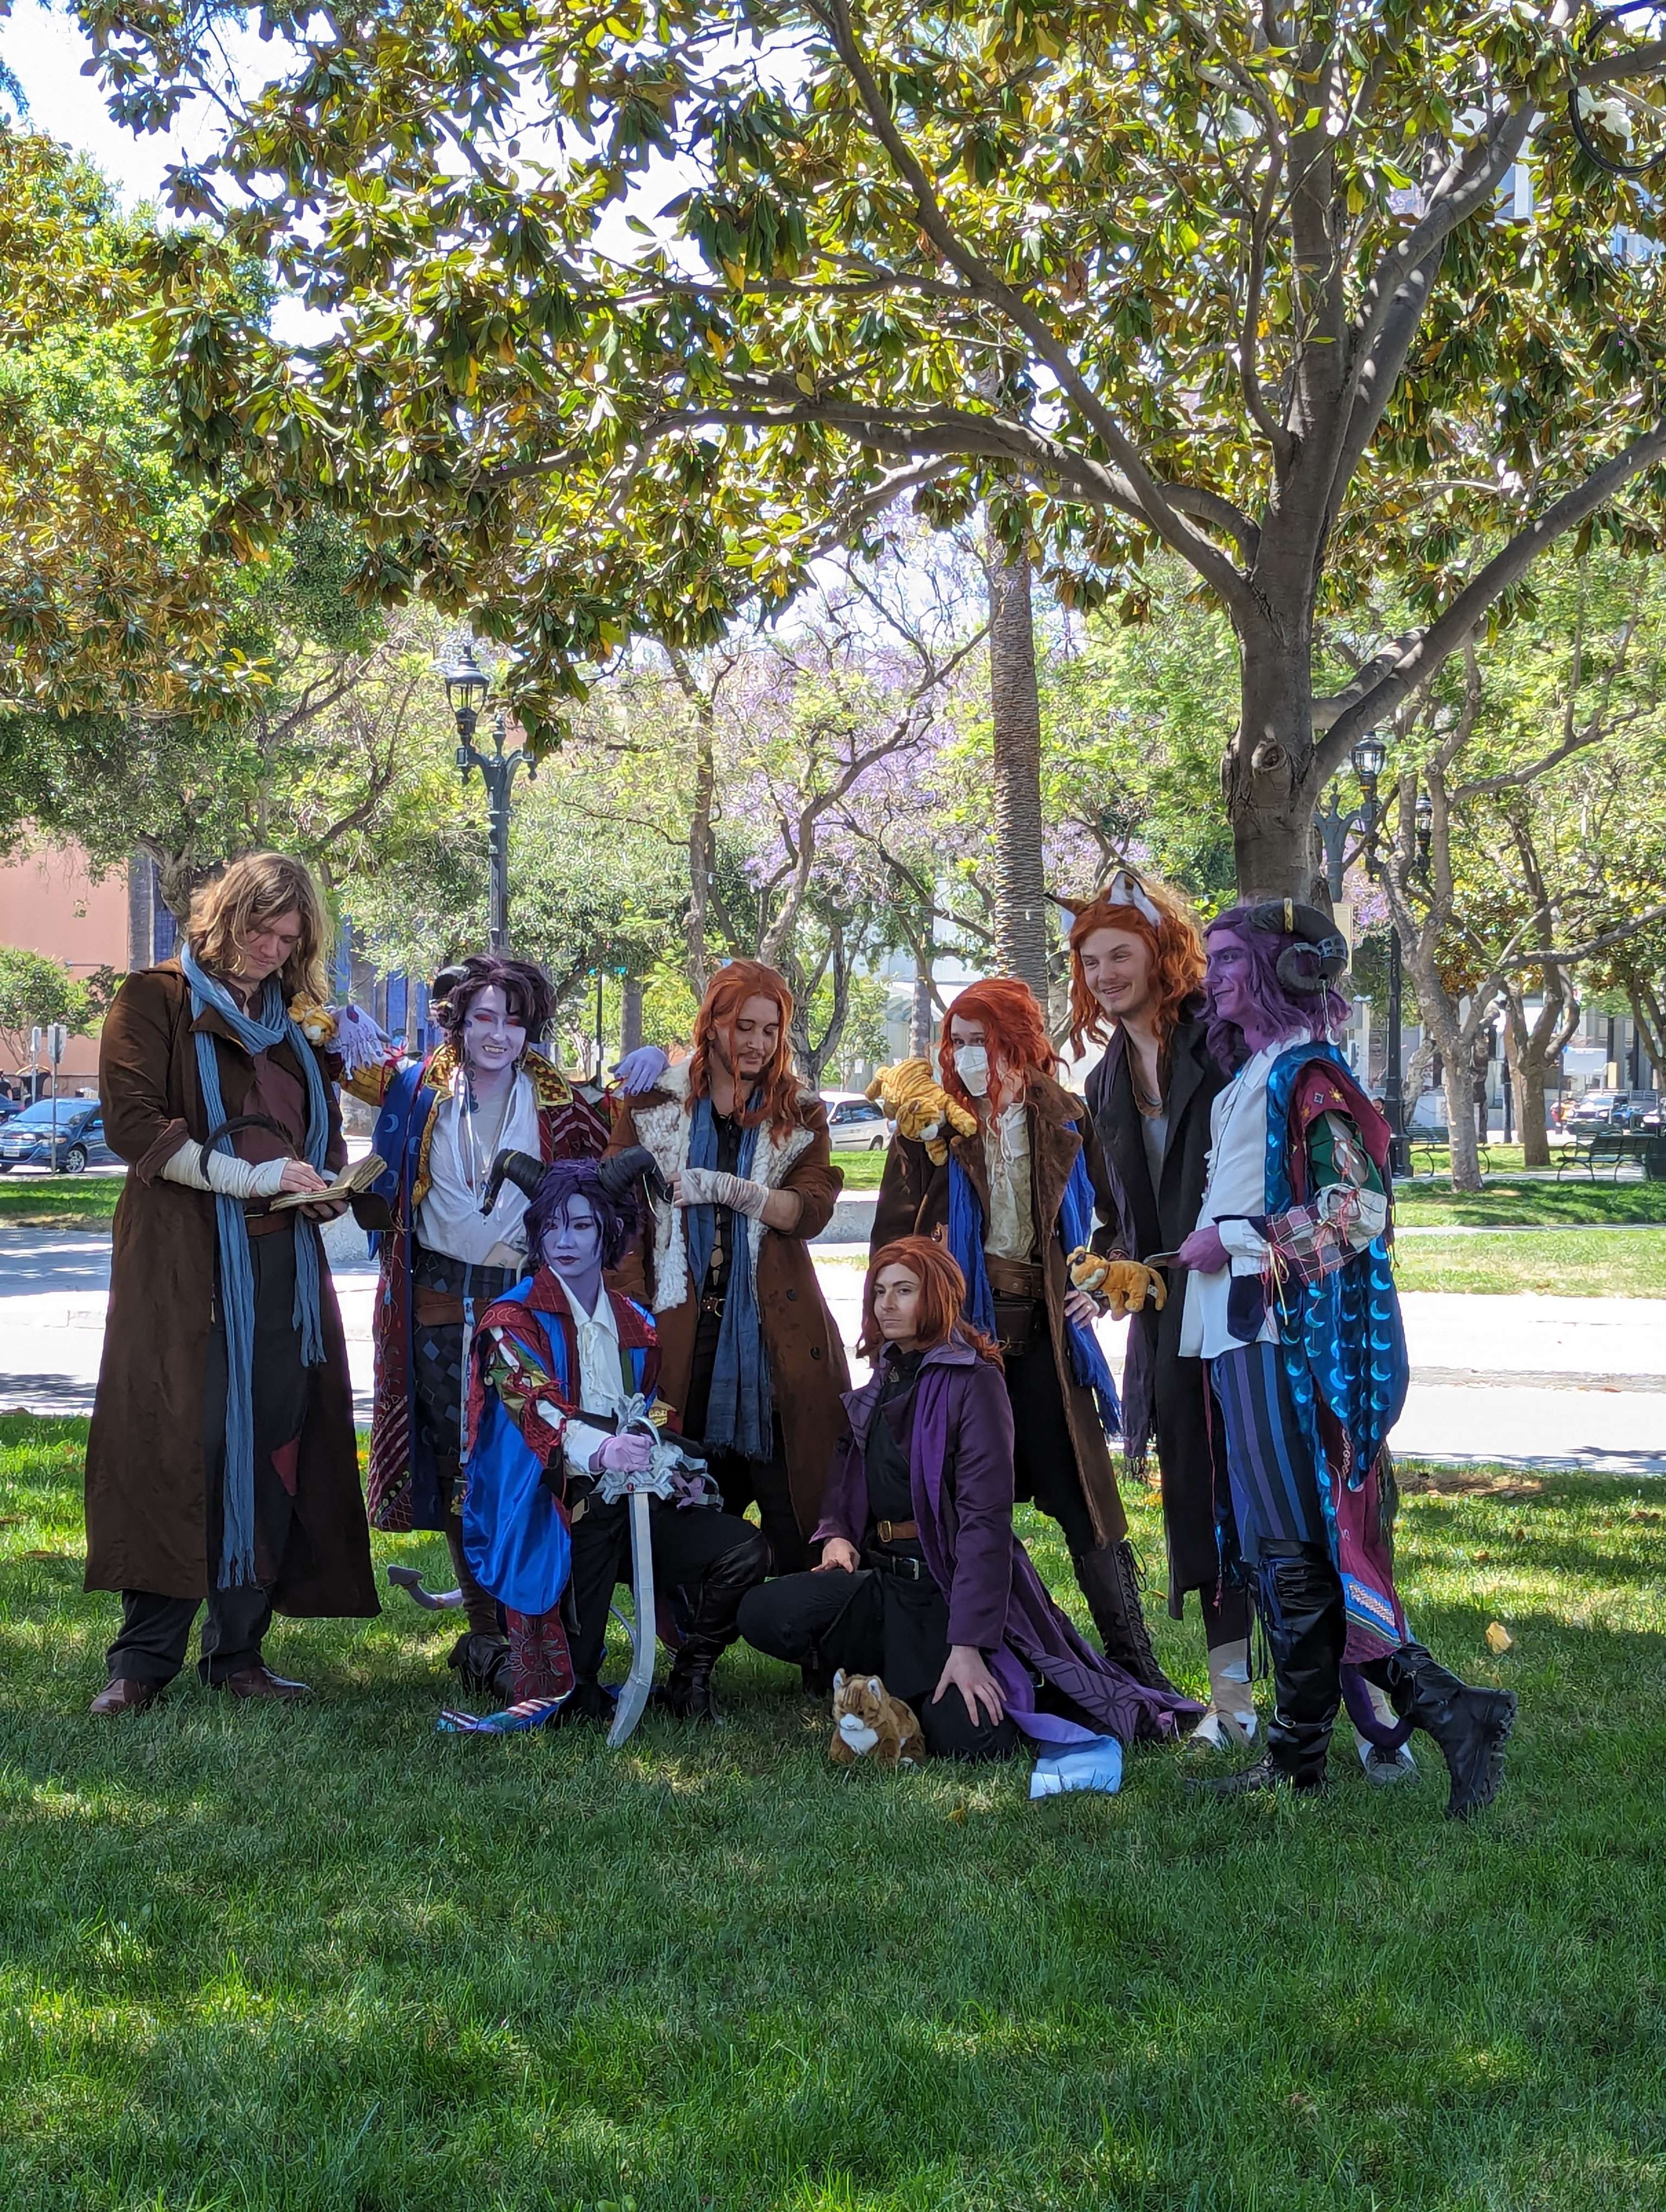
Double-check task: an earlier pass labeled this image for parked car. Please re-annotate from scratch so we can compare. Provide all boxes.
[822,1092,893,1151]
[0,1097,118,1173]
[1569,1089,1659,1132]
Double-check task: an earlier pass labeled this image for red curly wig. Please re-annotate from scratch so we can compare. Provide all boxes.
[1066,877,1206,1060]
[857,1237,1003,1366]
[688,959,802,1134]
[937,976,1058,1109]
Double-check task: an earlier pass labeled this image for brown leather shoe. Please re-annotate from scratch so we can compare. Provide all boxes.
[219,1663,312,1702]
[89,1676,161,1715]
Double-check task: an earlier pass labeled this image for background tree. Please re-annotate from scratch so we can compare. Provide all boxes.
[0,944,112,1071]
[91,0,1666,902]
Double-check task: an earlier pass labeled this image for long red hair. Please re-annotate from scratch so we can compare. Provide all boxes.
[689,959,801,1134]
[858,1237,1002,1366]
[1066,879,1206,1059]
[937,977,1058,1109]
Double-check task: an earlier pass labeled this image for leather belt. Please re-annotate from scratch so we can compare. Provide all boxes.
[244,1210,295,1240]
[864,1548,927,1582]
[985,1256,1045,1299]
[874,1518,918,1543]
[414,1288,468,1326]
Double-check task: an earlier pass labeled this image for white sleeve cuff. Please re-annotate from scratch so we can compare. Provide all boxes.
[1218,1218,1269,1262]
[563,1417,608,1468]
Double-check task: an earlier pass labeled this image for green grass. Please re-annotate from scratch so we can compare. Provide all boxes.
[1395,1181,1666,1228]
[832,1147,888,1191]
[0,1175,122,1230]
[3,1417,1665,2210]
[1392,1228,1666,1297]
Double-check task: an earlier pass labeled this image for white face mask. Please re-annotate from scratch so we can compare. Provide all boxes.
[953,1043,991,1097]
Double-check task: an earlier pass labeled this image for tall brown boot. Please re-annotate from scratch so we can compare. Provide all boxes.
[1072,1540,1184,1697]
[444,1512,510,1698]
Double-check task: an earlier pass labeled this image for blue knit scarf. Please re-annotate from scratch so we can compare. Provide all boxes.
[946,1125,1122,1438]
[181,946,330,1586]
[683,1091,773,1460]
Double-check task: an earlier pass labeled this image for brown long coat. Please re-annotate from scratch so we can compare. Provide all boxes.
[604,1062,850,1536]
[870,1070,1128,1550]
[84,961,377,1613]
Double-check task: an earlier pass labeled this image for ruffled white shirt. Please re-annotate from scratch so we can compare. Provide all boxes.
[416,1070,541,1267]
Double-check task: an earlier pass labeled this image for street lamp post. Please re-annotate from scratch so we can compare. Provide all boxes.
[1345,733,1414,1178]
[440,640,533,954]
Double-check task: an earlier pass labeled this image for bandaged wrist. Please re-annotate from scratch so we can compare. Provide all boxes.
[681,1167,770,1218]
[158,1145,287,1200]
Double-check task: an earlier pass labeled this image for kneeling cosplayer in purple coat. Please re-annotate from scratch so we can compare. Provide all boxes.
[739,1236,1202,1762]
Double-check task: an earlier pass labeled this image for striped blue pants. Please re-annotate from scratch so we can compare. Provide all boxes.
[1209,1340,1326,1565]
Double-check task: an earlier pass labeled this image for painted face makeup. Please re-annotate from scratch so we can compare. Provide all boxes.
[541,1195,605,1284]
[462,984,528,1078]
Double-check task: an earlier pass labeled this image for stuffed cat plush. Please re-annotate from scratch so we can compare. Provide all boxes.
[828,1671,926,1767]
[865,1058,978,1165]
[1066,1246,1167,1317]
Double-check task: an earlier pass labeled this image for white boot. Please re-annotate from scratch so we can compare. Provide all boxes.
[1189,1638,1259,1750]
[1354,1677,1418,1784]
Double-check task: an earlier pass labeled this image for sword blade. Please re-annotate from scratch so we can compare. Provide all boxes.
[606,1486,657,1748]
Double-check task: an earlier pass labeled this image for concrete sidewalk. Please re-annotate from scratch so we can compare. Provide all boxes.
[5,1225,1662,1473]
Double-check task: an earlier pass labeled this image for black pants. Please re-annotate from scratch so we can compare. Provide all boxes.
[409,1245,517,1639]
[683,1303,808,1573]
[107,1225,309,1688]
[739,1566,1021,1762]
[1004,1331,1099,1560]
[566,1495,761,1682]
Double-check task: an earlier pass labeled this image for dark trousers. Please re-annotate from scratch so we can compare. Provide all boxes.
[409,1246,515,1640]
[107,1226,308,1688]
[740,1566,1021,1763]
[566,1495,761,1682]
[1004,1331,1099,1560]
[683,1304,808,1573]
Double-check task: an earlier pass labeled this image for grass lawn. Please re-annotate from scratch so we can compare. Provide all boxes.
[1391,1228,1666,1297]
[3,1417,1664,2210]
[1395,1181,1666,1228]
[0,1175,123,1230]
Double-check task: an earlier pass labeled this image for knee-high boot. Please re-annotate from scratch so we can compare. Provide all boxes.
[444,1510,511,1699]
[1200,1544,1343,1796]
[655,1528,773,1722]
[1363,1642,1516,1819]
[1072,1540,1183,1696]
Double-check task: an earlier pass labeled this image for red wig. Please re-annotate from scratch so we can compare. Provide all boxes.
[689,959,801,1134]
[1066,878,1206,1059]
[858,1237,1002,1366]
[937,976,1058,1109]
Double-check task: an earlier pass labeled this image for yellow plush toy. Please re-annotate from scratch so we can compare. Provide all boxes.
[1067,1246,1168,1317]
[866,1057,978,1165]
[287,996,338,1049]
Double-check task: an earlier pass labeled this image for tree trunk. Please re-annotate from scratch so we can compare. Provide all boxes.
[984,525,1050,1002]
[671,651,717,995]
[126,852,154,972]
[620,976,644,1057]
[1515,1050,1550,1168]
[1440,1049,1482,1189]
[1228,626,1323,903]
[909,959,934,1059]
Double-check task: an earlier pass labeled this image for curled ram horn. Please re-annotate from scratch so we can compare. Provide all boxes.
[1247,898,1348,991]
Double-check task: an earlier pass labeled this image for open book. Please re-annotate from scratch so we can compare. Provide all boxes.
[267,1152,388,1212]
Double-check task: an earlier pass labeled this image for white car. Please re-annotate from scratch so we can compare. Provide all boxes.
[822,1092,892,1151]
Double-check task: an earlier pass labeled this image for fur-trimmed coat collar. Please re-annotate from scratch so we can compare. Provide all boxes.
[627,1057,819,1316]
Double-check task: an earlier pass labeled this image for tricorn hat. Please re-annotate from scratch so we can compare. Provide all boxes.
[1242,899,1349,994]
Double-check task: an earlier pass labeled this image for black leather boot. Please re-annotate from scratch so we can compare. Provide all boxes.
[1365,1642,1517,1819]
[447,1630,512,1702]
[552,1677,612,1729]
[1198,1545,1343,1798]
[1072,1540,1184,1696]
[654,1528,773,1722]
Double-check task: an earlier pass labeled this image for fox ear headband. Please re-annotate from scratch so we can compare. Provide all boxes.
[1054,869,1163,929]
[1240,899,1349,994]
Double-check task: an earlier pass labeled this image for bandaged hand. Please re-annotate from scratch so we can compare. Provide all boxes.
[589,1431,654,1476]
[672,1167,770,1218]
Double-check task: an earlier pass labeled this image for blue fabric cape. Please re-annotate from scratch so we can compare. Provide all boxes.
[461,1281,652,1617]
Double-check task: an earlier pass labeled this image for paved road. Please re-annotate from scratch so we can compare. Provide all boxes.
[5,1226,1661,1474]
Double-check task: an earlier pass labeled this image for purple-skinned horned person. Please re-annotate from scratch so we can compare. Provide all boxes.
[1175,901,1516,1818]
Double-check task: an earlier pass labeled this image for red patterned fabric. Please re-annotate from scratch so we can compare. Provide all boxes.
[505,1605,575,1702]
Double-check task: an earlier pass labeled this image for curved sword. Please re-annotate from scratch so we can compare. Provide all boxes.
[606,1484,657,1748]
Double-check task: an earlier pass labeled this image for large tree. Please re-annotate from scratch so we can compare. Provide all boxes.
[82,0,1666,898]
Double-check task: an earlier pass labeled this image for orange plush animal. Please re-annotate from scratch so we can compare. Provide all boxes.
[828,1671,926,1767]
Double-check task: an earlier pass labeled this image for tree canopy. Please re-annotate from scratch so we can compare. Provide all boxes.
[78,0,1666,894]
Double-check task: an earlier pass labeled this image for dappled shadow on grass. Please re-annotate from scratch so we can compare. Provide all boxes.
[3,1425,1666,2209]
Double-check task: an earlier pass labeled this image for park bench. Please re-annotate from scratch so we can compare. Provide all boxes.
[1556,1131,1666,1181]
[1408,1135,1490,1178]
